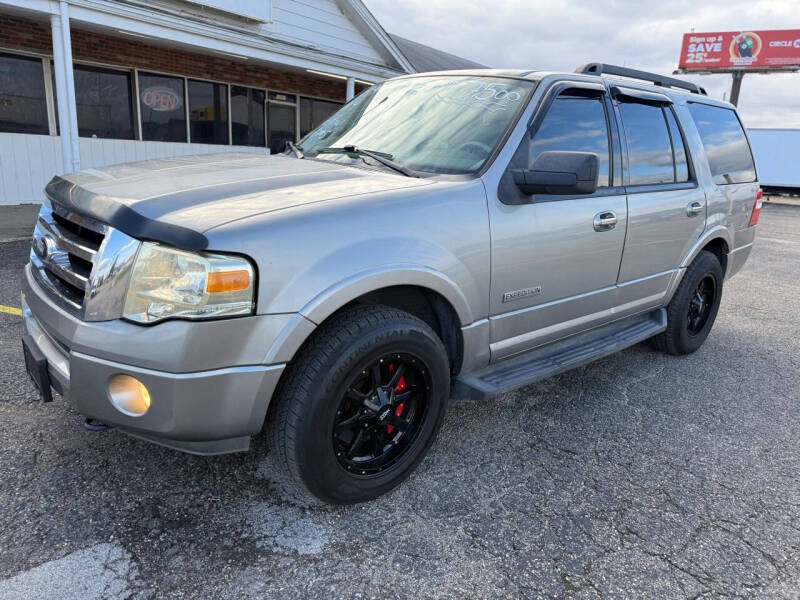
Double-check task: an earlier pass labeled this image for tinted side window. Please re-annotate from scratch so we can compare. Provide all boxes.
[299,97,343,138]
[231,86,265,147]
[188,80,228,145]
[74,66,134,140]
[688,103,756,184]
[0,53,49,135]
[530,96,610,187]
[139,72,186,142]
[664,108,689,182]
[619,102,673,186]
[267,103,296,154]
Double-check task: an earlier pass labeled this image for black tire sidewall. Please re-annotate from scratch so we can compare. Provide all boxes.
[294,321,449,504]
[671,252,724,354]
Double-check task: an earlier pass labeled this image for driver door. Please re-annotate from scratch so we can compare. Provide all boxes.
[487,82,628,361]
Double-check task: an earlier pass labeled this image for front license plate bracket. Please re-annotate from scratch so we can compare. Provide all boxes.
[22,334,53,403]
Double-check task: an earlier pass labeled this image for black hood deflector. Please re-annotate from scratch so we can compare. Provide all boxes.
[45,176,207,251]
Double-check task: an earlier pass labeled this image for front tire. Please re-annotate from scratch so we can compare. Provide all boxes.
[267,305,450,504]
[649,250,724,355]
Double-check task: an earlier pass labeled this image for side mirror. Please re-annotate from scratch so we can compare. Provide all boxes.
[512,151,599,196]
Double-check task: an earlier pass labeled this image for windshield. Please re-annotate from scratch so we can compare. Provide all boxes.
[297,76,534,175]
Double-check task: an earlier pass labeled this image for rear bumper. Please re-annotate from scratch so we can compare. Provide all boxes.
[21,265,291,455]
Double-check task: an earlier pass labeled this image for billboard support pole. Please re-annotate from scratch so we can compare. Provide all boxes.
[729,71,745,106]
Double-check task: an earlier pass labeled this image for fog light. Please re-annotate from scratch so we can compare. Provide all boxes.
[108,374,151,417]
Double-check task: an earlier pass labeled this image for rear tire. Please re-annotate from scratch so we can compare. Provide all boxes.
[649,250,724,355]
[267,305,450,504]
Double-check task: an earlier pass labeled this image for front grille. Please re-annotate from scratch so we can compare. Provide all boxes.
[30,202,107,314]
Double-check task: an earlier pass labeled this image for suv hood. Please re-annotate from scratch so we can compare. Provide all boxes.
[48,153,433,250]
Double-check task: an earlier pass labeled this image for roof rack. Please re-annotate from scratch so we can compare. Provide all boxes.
[575,63,707,96]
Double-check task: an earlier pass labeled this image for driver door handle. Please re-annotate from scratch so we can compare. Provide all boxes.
[593,211,617,231]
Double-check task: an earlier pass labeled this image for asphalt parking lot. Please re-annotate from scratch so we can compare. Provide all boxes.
[1,203,799,599]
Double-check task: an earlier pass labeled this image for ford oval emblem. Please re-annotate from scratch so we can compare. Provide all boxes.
[34,235,56,258]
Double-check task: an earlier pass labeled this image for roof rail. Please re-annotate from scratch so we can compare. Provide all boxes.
[575,63,707,96]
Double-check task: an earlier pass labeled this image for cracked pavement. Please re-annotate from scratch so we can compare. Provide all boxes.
[1,203,799,598]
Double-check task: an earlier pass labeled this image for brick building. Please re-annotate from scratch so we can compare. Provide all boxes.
[0,0,417,205]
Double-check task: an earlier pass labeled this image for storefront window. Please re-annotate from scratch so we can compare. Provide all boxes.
[267,91,296,154]
[231,85,265,147]
[74,65,134,139]
[188,79,228,145]
[299,97,342,138]
[0,53,49,135]
[139,72,186,142]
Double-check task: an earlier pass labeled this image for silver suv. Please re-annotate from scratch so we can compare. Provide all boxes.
[21,64,761,503]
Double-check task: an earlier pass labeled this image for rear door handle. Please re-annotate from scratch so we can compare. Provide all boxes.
[687,201,703,217]
[593,211,617,231]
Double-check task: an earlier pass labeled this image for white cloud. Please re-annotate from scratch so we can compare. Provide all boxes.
[366,0,800,127]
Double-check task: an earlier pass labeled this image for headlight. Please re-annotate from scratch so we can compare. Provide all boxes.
[123,242,255,324]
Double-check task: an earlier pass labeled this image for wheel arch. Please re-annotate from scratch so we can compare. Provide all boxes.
[263,266,472,375]
[680,226,732,275]
[300,265,473,327]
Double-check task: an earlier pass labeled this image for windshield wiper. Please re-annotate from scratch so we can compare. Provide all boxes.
[318,145,418,178]
[286,141,304,159]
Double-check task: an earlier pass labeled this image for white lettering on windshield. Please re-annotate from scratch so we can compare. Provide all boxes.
[435,81,524,112]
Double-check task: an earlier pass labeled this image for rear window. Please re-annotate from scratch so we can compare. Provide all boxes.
[688,103,756,185]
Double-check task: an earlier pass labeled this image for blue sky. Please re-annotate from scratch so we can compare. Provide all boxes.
[365,0,799,128]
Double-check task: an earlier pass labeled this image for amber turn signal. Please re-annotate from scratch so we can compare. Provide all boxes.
[206,269,250,293]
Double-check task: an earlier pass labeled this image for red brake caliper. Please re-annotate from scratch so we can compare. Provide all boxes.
[386,363,406,435]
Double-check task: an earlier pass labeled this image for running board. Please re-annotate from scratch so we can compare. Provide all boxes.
[453,308,667,401]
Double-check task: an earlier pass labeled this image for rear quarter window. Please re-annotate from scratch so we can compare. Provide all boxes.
[688,103,756,185]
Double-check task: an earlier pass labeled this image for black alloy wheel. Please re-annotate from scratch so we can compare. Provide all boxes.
[332,353,431,476]
[686,274,717,336]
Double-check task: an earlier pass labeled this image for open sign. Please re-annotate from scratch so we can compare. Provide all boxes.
[141,86,183,112]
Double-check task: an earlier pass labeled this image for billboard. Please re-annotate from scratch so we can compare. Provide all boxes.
[679,29,800,71]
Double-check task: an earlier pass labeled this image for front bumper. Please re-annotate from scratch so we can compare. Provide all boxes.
[21,265,298,455]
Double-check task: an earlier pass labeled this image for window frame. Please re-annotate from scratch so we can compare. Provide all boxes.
[500,80,624,205]
[613,97,699,195]
[618,100,680,188]
[298,95,344,139]
[0,48,56,136]
[137,70,189,143]
[72,62,137,140]
[266,93,297,155]
[686,100,758,186]
[663,105,692,184]
[187,77,230,145]
[230,84,266,148]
